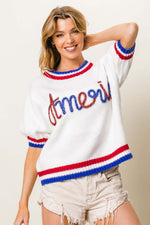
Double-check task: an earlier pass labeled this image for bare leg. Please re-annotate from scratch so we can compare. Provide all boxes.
[42,205,79,225]
[96,201,141,225]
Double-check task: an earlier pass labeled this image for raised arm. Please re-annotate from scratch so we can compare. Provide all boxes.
[83,22,138,50]
[14,147,42,225]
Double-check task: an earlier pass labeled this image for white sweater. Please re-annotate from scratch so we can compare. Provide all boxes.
[20,40,136,185]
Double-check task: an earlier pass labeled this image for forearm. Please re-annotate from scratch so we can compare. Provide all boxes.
[85,22,138,49]
[19,147,42,207]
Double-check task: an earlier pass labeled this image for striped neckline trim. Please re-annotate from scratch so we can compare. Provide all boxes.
[43,60,93,80]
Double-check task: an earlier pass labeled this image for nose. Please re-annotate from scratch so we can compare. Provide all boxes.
[66,34,74,44]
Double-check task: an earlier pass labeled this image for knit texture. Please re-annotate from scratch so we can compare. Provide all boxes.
[20,40,135,185]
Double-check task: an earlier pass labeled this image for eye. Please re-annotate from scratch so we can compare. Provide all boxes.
[72,29,79,33]
[56,34,63,38]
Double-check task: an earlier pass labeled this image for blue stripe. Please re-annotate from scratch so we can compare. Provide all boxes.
[117,40,135,54]
[29,142,44,148]
[41,153,133,185]
[47,60,88,75]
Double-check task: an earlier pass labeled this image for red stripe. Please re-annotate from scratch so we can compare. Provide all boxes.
[27,136,48,143]
[38,144,129,177]
[43,63,93,80]
[114,42,134,60]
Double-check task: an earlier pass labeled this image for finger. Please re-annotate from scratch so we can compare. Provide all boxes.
[24,221,29,225]
[24,216,29,225]
[13,218,23,225]
[14,216,25,225]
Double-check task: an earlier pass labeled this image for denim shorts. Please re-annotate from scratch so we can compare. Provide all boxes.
[38,165,128,225]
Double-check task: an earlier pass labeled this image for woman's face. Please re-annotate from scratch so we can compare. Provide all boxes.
[52,18,84,62]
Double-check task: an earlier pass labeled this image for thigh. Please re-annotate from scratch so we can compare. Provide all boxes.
[42,205,79,225]
[96,201,141,225]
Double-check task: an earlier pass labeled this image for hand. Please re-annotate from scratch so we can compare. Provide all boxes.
[13,206,30,225]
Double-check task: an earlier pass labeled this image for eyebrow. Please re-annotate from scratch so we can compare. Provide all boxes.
[55,27,78,33]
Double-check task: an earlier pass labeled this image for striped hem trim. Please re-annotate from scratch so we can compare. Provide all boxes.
[38,144,133,185]
[27,136,48,148]
[114,40,135,60]
[43,61,93,80]
[41,154,132,185]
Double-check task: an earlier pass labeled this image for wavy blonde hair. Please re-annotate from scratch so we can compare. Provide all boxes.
[39,6,87,72]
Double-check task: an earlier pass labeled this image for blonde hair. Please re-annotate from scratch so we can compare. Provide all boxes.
[39,6,87,72]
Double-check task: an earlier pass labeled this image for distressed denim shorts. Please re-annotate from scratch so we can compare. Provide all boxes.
[38,165,128,225]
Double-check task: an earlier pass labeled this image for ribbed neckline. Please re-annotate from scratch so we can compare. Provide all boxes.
[43,60,93,80]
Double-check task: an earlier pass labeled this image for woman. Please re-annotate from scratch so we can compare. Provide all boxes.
[14,6,140,225]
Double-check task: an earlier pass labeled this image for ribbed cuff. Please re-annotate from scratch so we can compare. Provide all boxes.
[114,40,135,60]
[27,136,48,148]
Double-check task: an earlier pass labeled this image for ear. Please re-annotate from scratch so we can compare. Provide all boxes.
[51,36,54,45]
[51,40,55,45]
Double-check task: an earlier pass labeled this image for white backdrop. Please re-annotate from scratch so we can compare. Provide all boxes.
[0,0,149,225]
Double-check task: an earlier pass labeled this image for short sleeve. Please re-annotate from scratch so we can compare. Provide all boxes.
[20,86,50,148]
[103,40,136,87]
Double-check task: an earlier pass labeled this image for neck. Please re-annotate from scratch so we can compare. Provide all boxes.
[56,55,85,72]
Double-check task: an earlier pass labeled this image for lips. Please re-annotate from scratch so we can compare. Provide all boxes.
[64,44,78,52]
